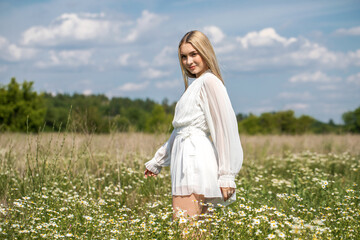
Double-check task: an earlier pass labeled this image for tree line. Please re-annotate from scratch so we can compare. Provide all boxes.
[1,78,359,134]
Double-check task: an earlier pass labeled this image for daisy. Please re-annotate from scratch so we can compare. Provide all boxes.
[179,217,187,224]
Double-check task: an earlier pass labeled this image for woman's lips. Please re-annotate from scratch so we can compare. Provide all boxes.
[189,66,196,70]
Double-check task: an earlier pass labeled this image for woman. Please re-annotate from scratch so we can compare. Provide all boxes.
[144,30,243,219]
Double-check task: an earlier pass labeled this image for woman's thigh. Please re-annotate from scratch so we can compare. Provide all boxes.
[172,194,206,219]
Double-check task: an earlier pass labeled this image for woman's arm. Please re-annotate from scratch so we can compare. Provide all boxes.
[144,129,177,175]
[201,75,243,189]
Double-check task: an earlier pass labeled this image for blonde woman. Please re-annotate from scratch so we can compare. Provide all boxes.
[144,30,243,219]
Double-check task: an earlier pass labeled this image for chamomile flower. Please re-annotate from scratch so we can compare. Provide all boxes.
[278,232,286,238]
[179,217,187,224]
[84,215,93,221]
[267,233,276,239]
[252,219,260,225]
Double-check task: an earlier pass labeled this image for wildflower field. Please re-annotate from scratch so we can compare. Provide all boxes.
[0,133,359,239]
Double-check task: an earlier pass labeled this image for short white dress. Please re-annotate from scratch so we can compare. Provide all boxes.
[145,70,243,205]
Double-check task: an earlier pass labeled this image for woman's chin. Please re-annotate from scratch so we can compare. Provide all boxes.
[189,69,198,75]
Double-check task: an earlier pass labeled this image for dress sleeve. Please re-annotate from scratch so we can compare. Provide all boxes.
[200,75,243,188]
[144,129,176,174]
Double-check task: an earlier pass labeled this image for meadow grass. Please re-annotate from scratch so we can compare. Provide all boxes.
[0,132,359,239]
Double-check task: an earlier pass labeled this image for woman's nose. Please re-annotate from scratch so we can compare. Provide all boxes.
[187,57,193,65]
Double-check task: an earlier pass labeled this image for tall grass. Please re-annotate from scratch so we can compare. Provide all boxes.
[2,133,359,170]
[0,133,359,239]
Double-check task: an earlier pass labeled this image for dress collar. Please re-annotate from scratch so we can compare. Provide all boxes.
[196,69,212,79]
[188,69,212,86]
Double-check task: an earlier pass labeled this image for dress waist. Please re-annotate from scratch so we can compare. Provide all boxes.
[175,126,208,139]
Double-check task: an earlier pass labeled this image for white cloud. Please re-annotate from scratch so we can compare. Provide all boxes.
[214,43,236,54]
[118,81,149,91]
[347,72,360,85]
[117,52,148,68]
[318,85,338,91]
[335,26,360,36]
[325,93,343,99]
[142,68,170,79]
[0,65,8,72]
[83,89,92,95]
[35,49,93,68]
[118,53,134,66]
[20,10,167,46]
[283,103,308,110]
[203,26,225,44]
[153,46,177,66]
[236,28,297,49]
[289,71,341,83]
[124,10,166,43]
[278,91,312,100]
[247,106,275,115]
[348,49,360,66]
[0,36,36,61]
[155,79,181,89]
[224,36,347,71]
[287,39,340,66]
[22,13,116,46]
[222,29,353,71]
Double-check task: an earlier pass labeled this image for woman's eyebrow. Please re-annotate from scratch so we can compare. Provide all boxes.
[181,51,197,56]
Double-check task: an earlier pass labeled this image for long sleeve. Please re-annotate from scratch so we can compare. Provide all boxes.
[200,75,243,188]
[145,129,176,174]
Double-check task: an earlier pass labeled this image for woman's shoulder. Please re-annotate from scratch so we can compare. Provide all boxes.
[201,71,225,89]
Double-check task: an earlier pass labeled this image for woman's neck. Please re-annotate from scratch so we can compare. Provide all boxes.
[196,68,211,78]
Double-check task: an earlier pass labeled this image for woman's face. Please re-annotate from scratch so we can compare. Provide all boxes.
[180,43,208,78]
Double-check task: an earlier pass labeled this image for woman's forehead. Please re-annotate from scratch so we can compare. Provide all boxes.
[180,43,196,54]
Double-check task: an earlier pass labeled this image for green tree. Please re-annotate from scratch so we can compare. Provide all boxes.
[236,113,247,122]
[145,104,173,133]
[122,107,148,131]
[296,115,315,134]
[72,105,104,133]
[275,110,297,134]
[238,113,261,135]
[259,112,278,134]
[43,93,71,131]
[342,106,360,133]
[0,78,46,132]
[110,115,130,132]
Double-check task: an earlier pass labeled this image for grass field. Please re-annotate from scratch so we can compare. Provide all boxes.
[0,133,359,239]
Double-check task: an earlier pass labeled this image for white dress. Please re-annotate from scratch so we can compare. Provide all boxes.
[145,70,243,205]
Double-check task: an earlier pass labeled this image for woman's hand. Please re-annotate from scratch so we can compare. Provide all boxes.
[220,187,235,201]
[144,169,157,178]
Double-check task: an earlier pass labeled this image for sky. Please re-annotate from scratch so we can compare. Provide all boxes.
[0,0,359,123]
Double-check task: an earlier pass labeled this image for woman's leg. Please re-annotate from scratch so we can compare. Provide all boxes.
[173,194,210,238]
[172,194,205,220]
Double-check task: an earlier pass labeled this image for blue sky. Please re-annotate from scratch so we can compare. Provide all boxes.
[0,0,359,123]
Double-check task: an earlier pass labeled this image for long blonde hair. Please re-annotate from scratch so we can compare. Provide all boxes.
[178,30,224,89]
